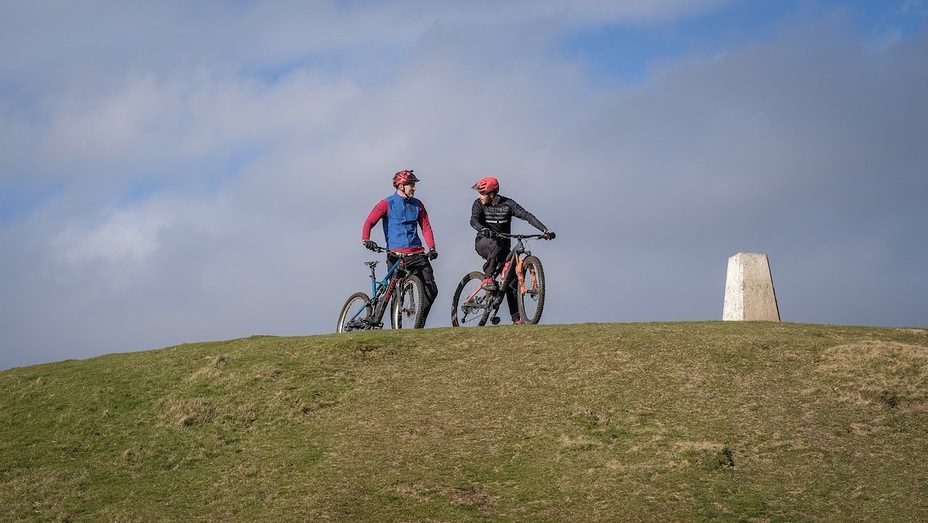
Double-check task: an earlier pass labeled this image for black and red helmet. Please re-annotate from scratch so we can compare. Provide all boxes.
[392,169,419,187]
[471,176,499,194]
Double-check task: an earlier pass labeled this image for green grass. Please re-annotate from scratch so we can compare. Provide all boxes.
[2,322,927,522]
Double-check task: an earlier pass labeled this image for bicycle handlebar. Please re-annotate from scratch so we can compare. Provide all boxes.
[366,243,428,257]
[492,232,551,240]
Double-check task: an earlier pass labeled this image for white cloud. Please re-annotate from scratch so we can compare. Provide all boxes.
[1,1,734,78]
[49,195,212,267]
[54,210,167,265]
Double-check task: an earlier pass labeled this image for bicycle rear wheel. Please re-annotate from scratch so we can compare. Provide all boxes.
[451,271,491,327]
[518,256,545,324]
[337,292,372,332]
[392,276,426,329]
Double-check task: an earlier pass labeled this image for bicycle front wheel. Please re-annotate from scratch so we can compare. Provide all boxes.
[392,276,426,329]
[451,271,491,327]
[337,292,372,332]
[518,256,545,324]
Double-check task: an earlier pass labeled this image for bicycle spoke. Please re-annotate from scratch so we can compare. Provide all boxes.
[337,292,372,332]
[452,272,491,327]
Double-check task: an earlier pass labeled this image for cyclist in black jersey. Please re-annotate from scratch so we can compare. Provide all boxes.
[469,176,555,324]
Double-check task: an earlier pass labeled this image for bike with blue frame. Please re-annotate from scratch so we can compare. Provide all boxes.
[337,243,427,332]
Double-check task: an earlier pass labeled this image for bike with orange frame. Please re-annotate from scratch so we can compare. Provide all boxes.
[451,232,548,327]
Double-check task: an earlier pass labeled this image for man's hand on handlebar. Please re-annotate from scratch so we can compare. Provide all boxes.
[363,240,379,251]
[542,230,556,240]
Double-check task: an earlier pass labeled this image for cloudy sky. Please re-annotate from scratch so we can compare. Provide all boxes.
[2,0,926,370]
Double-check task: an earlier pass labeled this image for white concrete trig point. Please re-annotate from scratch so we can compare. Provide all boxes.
[722,252,780,322]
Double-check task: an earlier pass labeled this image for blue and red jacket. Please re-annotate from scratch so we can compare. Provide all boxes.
[362,192,435,254]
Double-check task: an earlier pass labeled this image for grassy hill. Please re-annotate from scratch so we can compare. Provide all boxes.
[2,322,927,522]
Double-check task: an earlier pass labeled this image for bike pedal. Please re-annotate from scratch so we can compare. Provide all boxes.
[491,317,501,325]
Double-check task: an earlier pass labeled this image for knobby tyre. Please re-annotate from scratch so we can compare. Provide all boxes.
[392,275,426,329]
[337,292,372,332]
[451,271,492,327]
[518,255,545,324]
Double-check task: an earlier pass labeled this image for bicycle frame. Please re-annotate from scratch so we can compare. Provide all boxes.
[366,257,405,324]
[491,238,532,307]
[464,233,541,312]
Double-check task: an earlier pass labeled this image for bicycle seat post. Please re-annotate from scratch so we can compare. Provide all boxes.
[365,260,378,279]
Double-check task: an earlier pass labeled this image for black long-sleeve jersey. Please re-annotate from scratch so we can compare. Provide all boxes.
[470,195,547,236]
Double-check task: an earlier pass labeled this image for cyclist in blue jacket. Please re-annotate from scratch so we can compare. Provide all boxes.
[362,170,439,326]
[470,176,554,324]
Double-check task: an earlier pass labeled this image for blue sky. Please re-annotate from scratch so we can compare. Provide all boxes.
[1,0,927,370]
[561,1,925,82]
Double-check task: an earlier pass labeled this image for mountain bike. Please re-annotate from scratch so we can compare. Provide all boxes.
[337,244,427,332]
[451,233,548,327]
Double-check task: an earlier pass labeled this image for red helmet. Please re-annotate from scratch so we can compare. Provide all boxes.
[392,170,419,187]
[471,176,499,194]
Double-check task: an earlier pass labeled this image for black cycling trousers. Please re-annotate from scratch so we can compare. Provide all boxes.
[475,236,509,279]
